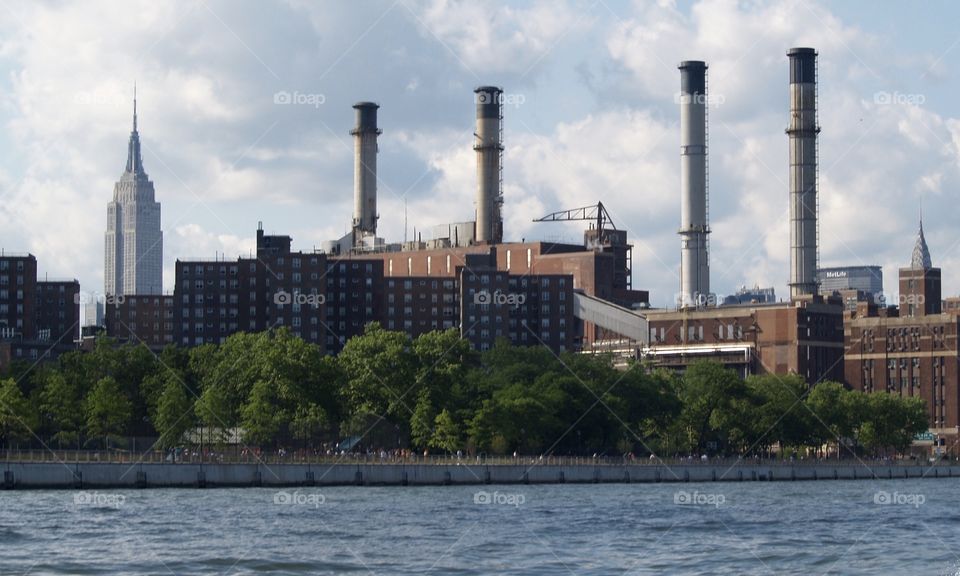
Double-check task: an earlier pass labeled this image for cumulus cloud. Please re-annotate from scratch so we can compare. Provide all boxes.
[0,0,958,309]
[411,0,590,76]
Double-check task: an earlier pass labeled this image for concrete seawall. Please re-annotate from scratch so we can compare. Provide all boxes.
[1,462,957,489]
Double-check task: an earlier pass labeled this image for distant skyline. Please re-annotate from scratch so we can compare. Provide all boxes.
[1,1,959,307]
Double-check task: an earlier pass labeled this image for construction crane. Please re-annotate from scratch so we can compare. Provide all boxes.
[533,201,617,233]
[533,201,632,291]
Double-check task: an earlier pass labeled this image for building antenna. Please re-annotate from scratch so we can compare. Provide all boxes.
[133,81,138,132]
[404,198,408,243]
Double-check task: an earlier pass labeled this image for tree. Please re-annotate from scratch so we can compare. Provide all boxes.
[240,379,284,447]
[0,378,38,446]
[745,374,813,453]
[84,376,132,446]
[895,397,929,453]
[291,403,329,447]
[430,409,460,454]
[673,361,747,454]
[194,381,232,442]
[413,329,476,408]
[154,375,194,448]
[410,388,436,450]
[338,323,415,431]
[805,381,852,456]
[607,365,681,455]
[38,371,83,446]
[857,393,929,455]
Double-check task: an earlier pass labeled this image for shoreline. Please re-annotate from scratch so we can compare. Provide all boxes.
[1,461,957,489]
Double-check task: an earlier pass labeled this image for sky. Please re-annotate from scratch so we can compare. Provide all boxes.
[0,0,959,308]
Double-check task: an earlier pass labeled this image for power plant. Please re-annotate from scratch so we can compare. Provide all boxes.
[678,61,710,308]
[56,45,960,437]
[787,47,820,298]
[324,87,506,253]
[644,47,842,387]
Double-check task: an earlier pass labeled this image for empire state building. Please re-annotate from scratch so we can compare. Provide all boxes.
[104,91,163,296]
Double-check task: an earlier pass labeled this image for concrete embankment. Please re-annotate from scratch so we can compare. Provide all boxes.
[0,461,957,489]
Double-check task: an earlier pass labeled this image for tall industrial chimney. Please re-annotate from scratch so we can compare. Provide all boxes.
[786,48,819,298]
[474,86,503,244]
[351,102,381,242]
[678,61,710,308]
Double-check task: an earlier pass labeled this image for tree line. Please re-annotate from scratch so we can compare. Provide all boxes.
[0,324,929,457]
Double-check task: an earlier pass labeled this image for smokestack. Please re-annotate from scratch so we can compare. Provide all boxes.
[474,86,503,244]
[351,102,381,241]
[678,61,710,308]
[787,48,819,298]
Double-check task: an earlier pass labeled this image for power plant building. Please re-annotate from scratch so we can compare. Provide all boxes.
[643,48,845,386]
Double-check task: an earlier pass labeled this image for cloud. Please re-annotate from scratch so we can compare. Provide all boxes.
[410,0,589,76]
[602,0,960,304]
[1,0,959,310]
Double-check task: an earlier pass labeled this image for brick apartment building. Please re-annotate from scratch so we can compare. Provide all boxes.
[104,294,175,350]
[163,225,590,354]
[170,226,382,355]
[0,253,80,369]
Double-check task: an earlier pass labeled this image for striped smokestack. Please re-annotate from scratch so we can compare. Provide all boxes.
[351,102,381,242]
[678,61,710,308]
[474,86,503,244]
[787,48,819,298]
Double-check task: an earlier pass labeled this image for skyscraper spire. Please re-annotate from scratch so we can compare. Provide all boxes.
[911,217,932,270]
[125,84,145,176]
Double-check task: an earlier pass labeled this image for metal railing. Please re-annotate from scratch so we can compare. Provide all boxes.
[1,449,955,468]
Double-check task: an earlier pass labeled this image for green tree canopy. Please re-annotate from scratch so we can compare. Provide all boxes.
[84,376,133,444]
[0,378,38,445]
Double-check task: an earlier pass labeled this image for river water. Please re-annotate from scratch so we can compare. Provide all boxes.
[0,479,957,575]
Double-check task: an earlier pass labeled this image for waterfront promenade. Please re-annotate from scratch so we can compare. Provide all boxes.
[1,452,957,488]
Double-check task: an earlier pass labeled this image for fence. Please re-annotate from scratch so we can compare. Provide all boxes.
[0,449,955,468]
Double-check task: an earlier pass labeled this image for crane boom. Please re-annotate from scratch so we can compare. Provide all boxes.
[532,201,616,231]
